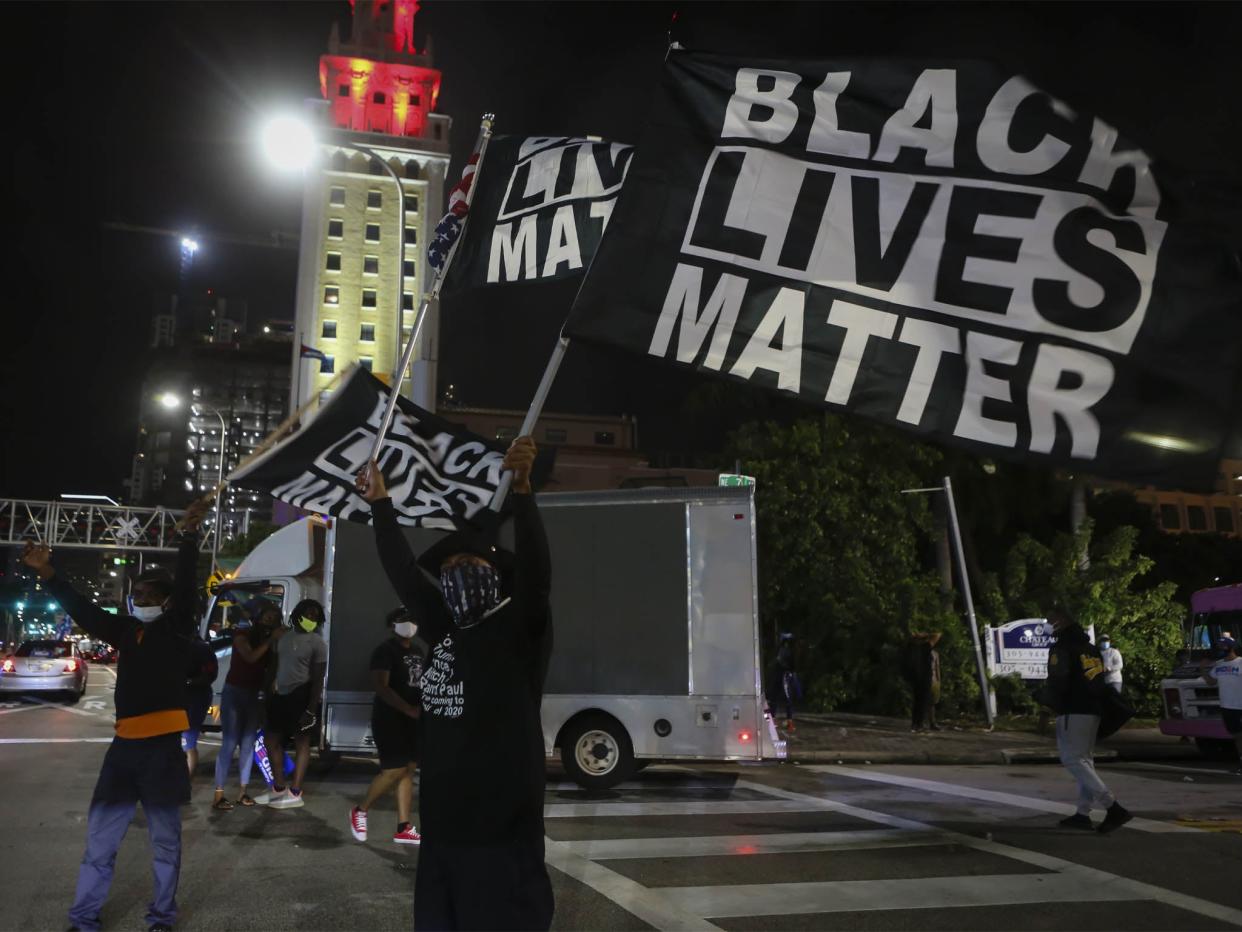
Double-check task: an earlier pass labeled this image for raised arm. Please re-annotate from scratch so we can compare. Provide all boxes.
[504,438,551,640]
[358,462,450,640]
[169,499,210,637]
[22,543,127,647]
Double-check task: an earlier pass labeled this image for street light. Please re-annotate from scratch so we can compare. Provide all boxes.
[180,237,199,254]
[159,392,227,574]
[260,108,410,378]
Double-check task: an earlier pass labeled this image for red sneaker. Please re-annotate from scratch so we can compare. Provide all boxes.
[393,824,421,845]
[349,806,368,842]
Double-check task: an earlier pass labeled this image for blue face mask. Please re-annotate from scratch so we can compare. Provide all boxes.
[1100,642,1110,650]
[440,562,502,629]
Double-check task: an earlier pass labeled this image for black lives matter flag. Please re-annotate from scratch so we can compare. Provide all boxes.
[442,135,634,294]
[565,51,1242,486]
[230,368,548,528]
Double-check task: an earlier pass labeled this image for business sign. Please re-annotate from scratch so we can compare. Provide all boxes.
[987,617,1094,679]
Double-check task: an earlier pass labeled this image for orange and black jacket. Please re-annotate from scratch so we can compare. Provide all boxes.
[1042,624,1107,716]
[46,532,200,738]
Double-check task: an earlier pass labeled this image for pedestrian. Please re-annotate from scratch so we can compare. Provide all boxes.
[182,632,218,780]
[358,436,555,931]
[21,500,208,932]
[349,607,427,845]
[906,632,942,732]
[1200,637,1242,770]
[211,600,279,810]
[1099,634,1124,693]
[773,633,801,731]
[262,599,327,810]
[1042,606,1133,834]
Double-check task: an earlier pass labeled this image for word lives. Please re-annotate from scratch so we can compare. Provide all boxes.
[489,137,633,283]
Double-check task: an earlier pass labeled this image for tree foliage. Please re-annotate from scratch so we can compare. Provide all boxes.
[729,414,979,716]
[977,519,1184,715]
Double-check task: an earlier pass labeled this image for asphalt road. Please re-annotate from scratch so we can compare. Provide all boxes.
[3,670,1242,931]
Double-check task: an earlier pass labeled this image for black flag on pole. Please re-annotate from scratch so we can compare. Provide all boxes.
[564,50,1242,488]
[230,368,552,528]
[441,135,634,295]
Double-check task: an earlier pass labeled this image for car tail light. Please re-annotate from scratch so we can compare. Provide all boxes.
[739,731,752,742]
[64,659,78,673]
[2,658,13,673]
[1163,688,1183,719]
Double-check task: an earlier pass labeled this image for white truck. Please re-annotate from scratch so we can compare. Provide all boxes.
[204,486,785,789]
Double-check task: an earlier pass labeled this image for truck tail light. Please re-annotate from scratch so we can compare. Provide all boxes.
[739,731,752,742]
[1163,688,1183,719]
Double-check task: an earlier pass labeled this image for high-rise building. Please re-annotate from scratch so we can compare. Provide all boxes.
[291,0,451,413]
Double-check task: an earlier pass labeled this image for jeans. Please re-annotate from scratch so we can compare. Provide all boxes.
[1056,713,1115,814]
[68,800,180,931]
[213,683,261,790]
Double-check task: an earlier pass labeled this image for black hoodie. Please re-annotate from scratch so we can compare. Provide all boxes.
[1042,624,1107,716]
[371,494,552,844]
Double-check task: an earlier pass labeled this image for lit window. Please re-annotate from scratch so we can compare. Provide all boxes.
[327,219,344,238]
[323,286,339,305]
[403,260,415,278]
[322,321,337,339]
[360,324,375,342]
[594,431,616,446]
[320,355,335,374]
[545,428,567,443]
[402,293,414,311]
[367,191,382,209]
[337,84,349,98]
[365,224,381,243]
[373,91,386,105]
[363,255,379,275]
[329,187,346,206]
[404,227,417,245]
[325,253,341,271]
[362,290,377,308]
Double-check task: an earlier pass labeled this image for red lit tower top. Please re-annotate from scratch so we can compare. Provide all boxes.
[320,0,442,139]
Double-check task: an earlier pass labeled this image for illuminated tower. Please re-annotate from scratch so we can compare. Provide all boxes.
[291,0,451,411]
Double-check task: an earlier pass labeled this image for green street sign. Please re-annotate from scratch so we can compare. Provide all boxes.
[718,474,756,488]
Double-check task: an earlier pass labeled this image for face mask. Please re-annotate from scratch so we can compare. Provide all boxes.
[235,620,253,631]
[440,562,502,629]
[299,617,319,633]
[1100,642,1110,650]
[393,621,417,639]
[131,604,164,623]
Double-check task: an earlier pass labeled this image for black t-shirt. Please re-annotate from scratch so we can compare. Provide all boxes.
[370,636,427,725]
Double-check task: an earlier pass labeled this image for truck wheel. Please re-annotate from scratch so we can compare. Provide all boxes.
[1194,737,1238,761]
[561,714,634,790]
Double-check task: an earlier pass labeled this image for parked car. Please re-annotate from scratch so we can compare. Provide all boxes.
[90,644,117,664]
[0,640,89,702]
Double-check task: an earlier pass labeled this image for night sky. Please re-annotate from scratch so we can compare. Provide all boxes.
[3,2,1240,501]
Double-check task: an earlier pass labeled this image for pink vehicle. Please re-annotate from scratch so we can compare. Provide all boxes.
[1159,584,1242,757]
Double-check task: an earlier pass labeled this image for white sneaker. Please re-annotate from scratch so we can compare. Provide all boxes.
[253,787,276,805]
[269,789,305,809]
[349,806,368,841]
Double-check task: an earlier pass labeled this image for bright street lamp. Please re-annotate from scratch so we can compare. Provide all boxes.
[260,108,411,378]
[180,237,199,254]
[158,392,180,410]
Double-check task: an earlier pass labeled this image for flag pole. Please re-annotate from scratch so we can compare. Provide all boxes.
[488,334,571,511]
[366,113,496,468]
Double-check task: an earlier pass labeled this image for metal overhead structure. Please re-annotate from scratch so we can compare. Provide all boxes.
[0,498,213,554]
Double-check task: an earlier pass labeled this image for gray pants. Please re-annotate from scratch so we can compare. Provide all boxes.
[1056,713,1115,815]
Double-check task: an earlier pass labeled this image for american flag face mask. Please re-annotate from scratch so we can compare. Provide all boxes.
[440,562,503,629]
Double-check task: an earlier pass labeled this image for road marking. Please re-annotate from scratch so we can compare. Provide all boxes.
[1174,818,1242,833]
[736,778,1242,928]
[22,696,104,718]
[560,828,940,860]
[0,738,114,744]
[662,871,1135,918]
[1110,760,1239,777]
[808,765,1197,833]
[545,800,825,819]
[544,839,718,931]
[0,703,42,716]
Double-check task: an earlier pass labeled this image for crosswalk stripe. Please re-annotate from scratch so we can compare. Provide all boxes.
[545,800,835,819]
[808,765,1196,833]
[661,872,1136,918]
[544,839,719,931]
[559,828,942,860]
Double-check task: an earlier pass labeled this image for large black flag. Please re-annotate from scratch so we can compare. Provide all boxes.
[565,50,1242,487]
[442,135,634,295]
[230,368,550,528]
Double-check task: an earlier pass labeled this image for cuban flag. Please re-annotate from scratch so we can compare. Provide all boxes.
[300,344,327,362]
[427,153,479,273]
